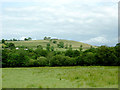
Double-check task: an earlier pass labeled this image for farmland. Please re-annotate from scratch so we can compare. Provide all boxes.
[2,66,118,88]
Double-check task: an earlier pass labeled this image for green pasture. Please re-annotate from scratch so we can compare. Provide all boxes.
[2,66,118,88]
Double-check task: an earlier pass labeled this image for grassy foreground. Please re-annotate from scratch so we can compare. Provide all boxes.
[2,66,118,88]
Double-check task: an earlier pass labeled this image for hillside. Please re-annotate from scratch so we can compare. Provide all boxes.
[5,39,96,50]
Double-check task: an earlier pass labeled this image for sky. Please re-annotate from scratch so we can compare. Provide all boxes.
[0,0,119,46]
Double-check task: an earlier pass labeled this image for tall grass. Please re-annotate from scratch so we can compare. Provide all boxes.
[2,66,118,88]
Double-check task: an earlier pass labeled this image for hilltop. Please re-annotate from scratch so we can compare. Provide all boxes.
[5,39,96,50]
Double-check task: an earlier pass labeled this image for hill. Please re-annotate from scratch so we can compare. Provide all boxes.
[5,39,96,50]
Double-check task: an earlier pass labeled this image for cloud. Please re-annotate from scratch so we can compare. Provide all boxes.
[1,0,118,46]
[81,36,110,46]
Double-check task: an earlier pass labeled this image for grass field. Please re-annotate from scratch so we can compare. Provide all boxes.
[2,66,118,88]
[5,39,96,50]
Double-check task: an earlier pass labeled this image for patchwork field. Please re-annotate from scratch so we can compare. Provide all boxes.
[2,66,118,88]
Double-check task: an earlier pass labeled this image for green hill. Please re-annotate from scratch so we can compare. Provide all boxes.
[5,39,96,51]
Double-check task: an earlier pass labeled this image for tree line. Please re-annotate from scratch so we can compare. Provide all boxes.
[2,40,120,67]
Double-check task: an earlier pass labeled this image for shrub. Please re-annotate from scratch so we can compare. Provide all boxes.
[51,46,54,51]
[2,39,5,44]
[35,49,48,57]
[28,59,36,66]
[73,50,80,57]
[37,45,43,50]
[53,41,57,44]
[50,55,76,66]
[37,57,48,66]
[65,50,73,57]
[57,42,64,48]
[5,43,15,49]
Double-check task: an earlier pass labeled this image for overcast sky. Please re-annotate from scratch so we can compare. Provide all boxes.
[0,0,119,46]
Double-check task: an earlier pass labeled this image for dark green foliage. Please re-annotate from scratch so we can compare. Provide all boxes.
[50,55,76,66]
[37,45,43,50]
[73,50,80,57]
[36,57,48,66]
[47,43,50,47]
[57,42,64,48]
[51,46,54,51]
[35,48,48,57]
[2,49,9,67]
[79,45,83,51]
[24,37,32,41]
[46,43,50,51]
[69,44,72,50]
[13,38,17,41]
[65,50,73,57]
[44,36,51,40]
[95,46,118,66]
[4,43,15,49]
[52,40,56,44]
[2,39,5,44]
[2,42,120,67]
[44,36,47,40]
[24,38,28,41]
[28,37,32,40]
[3,49,29,67]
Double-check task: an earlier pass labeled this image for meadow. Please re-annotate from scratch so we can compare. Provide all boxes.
[2,66,118,88]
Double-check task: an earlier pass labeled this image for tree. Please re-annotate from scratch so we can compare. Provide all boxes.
[50,55,76,66]
[46,43,50,51]
[2,39,5,44]
[44,36,51,40]
[79,45,83,52]
[13,38,17,41]
[95,46,117,66]
[44,36,47,40]
[51,46,54,51]
[47,37,51,40]
[24,38,28,41]
[37,45,43,50]
[57,42,64,48]
[7,43,15,49]
[73,50,80,57]
[37,57,48,66]
[28,37,32,40]
[69,44,72,50]
[65,50,73,57]
[53,41,57,44]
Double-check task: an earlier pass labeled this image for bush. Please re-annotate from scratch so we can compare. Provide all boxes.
[73,50,80,57]
[46,43,50,51]
[35,49,48,57]
[36,57,48,66]
[5,43,15,49]
[50,55,76,66]
[57,42,64,48]
[28,59,36,66]
[37,45,43,50]
[2,39,5,44]
[7,51,29,67]
[65,50,73,57]
[95,46,118,66]
[51,46,54,51]
[53,41,57,44]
